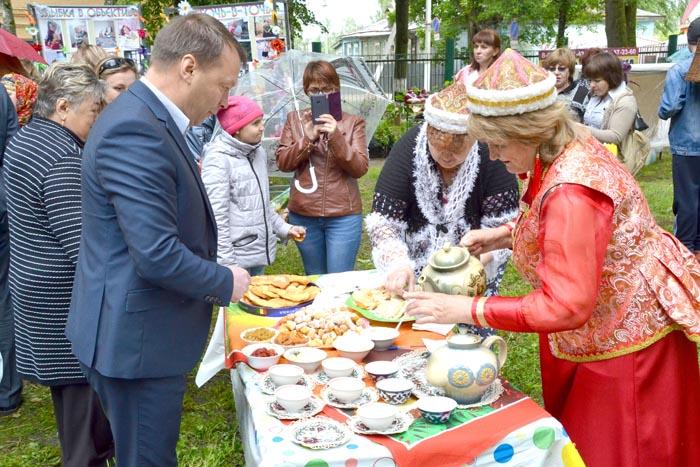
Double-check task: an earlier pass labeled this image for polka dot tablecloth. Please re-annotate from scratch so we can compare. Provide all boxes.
[231,366,583,467]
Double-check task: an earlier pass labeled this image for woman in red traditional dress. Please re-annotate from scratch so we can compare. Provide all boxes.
[405,49,700,467]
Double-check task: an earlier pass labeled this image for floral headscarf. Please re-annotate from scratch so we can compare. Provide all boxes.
[1,73,38,127]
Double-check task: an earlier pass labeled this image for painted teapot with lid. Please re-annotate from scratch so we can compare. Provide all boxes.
[416,243,486,296]
[426,329,508,404]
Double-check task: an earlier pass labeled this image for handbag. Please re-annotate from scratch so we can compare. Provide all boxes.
[634,110,649,131]
[619,129,650,175]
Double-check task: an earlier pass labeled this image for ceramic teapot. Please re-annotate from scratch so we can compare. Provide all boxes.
[426,332,507,404]
[416,244,486,296]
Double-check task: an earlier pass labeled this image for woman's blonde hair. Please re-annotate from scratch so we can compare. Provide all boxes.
[71,43,109,72]
[467,101,581,162]
[34,62,104,119]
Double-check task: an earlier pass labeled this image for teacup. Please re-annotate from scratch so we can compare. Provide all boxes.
[364,360,399,382]
[321,357,356,378]
[275,384,311,413]
[268,364,304,386]
[416,396,458,424]
[375,377,414,405]
[327,377,365,403]
[356,402,398,431]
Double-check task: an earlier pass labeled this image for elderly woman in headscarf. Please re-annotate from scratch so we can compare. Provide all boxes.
[0,73,38,126]
[3,62,114,466]
[365,81,519,334]
[404,49,700,467]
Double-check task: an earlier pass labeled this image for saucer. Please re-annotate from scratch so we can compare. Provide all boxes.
[393,350,445,398]
[265,395,325,420]
[347,412,414,435]
[312,365,366,385]
[320,386,378,409]
[255,372,315,395]
[289,416,352,450]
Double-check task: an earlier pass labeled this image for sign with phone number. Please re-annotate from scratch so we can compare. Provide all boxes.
[539,47,639,60]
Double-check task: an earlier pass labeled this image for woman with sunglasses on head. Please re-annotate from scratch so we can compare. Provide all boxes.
[275,60,369,274]
[455,29,501,86]
[541,47,589,122]
[96,56,138,104]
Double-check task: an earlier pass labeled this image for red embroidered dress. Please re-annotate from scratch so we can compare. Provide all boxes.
[483,136,700,466]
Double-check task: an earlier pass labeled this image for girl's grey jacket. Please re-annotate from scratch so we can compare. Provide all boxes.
[201,130,291,268]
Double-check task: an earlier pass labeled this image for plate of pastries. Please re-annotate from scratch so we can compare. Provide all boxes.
[346,287,413,323]
[239,274,321,317]
[274,306,369,348]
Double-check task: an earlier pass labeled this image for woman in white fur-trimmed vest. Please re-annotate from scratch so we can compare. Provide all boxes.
[365,82,518,335]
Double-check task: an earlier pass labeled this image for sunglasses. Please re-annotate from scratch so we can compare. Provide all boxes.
[98,57,136,76]
[547,65,569,73]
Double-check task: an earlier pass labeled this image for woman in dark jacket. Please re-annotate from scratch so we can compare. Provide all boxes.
[3,62,113,466]
[275,60,369,274]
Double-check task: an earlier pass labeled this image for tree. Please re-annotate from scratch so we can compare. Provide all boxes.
[605,0,637,46]
[134,0,327,46]
[639,0,688,38]
[394,0,409,90]
[408,0,602,53]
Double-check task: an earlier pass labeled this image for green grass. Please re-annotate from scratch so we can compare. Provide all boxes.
[0,156,675,466]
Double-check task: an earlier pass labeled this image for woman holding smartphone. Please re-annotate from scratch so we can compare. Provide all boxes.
[275,60,369,274]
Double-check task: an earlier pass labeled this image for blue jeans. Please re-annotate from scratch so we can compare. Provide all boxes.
[672,154,700,252]
[287,212,362,275]
[246,265,265,277]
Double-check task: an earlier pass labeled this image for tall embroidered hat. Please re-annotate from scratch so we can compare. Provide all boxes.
[466,48,557,116]
[423,81,471,134]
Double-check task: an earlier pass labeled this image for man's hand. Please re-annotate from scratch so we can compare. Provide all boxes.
[229,266,251,302]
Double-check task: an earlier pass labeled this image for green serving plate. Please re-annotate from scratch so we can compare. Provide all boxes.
[345,295,415,323]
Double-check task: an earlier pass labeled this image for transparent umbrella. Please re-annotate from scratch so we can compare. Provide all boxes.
[232,50,390,182]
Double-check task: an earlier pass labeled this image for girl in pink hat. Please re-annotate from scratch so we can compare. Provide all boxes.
[201,95,305,275]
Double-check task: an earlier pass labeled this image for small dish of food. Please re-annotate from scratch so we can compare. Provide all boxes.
[284,347,327,373]
[333,334,374,362]
[241,343,284,370]
[240,327,278,344]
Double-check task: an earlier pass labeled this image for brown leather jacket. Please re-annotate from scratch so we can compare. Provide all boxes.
[275,110,369,217]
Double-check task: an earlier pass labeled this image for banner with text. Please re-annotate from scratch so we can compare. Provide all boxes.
[192,1,288,65]
[32,4,141,64]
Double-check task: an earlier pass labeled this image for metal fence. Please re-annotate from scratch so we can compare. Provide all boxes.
[362,53,471,95]
[361,46,680,95]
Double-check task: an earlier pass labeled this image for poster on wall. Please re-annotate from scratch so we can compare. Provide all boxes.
[192,1,289,64]
[32,4,142,64]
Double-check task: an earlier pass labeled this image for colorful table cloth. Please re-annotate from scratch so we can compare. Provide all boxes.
[227,270,584,466]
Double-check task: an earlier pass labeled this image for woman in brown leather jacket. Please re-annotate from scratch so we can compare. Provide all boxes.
[275,60,369,274]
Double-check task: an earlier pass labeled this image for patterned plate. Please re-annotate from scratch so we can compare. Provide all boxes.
[312,365,366,385]
[255,372,315,395]
[320,386,378,409]
[347,412,414,435]
[456,378,505,409]
[393,350,445,398]
[265,396,325,420]
[289,416,353,450]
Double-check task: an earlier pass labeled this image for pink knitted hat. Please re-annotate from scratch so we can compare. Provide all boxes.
[217,95,264,135]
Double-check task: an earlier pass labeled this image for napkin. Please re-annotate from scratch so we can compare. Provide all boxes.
[412,322,455,336]
[195,307,227,387]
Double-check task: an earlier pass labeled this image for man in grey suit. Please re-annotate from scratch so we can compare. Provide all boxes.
[67,14,250,465]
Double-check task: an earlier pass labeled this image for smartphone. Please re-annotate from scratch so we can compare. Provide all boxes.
[327,91,343,121]
[310,94,329,124]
